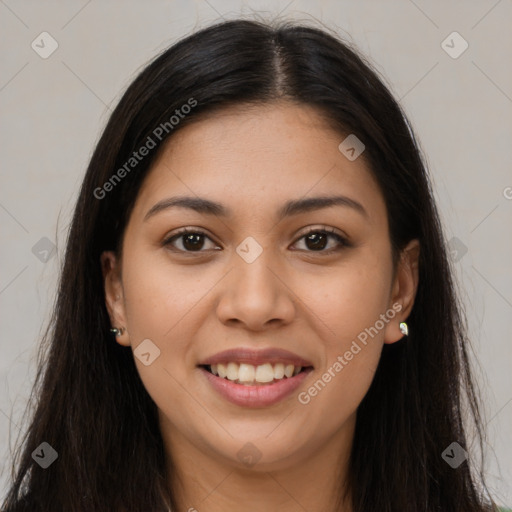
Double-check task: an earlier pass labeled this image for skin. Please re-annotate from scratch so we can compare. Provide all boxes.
[101,102,420,512]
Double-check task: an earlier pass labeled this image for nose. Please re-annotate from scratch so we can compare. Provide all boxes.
[215,248,297,331]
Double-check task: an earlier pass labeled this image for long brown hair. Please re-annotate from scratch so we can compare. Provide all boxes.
[2,19,498,511]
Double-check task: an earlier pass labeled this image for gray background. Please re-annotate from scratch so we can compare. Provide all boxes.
[1,0,511,505]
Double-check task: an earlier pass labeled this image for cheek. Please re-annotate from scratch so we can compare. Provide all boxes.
[298,343,381,435]
[119,253,203,424]
[120,251,213,403]
[296,252,392,348]
[293,249,391,406]
[121,250,213,343]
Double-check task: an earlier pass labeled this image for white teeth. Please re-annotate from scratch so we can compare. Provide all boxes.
[217,363,227,378]
[284,364,295,378]
[226,362,238,381]
[238,363,255,383]
[274,363,285,379]
[207,362,305,384]
[255,363,274,383]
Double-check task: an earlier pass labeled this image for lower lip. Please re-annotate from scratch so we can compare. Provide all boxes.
[200,367,313,408]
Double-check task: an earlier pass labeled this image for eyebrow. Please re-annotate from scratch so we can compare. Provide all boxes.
[143,194,369,222]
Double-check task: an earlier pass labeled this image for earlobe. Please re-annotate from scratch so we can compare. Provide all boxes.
[100,251,130,347]
[383,239,420,344]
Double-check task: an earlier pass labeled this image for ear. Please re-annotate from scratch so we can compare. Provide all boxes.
[100,251,130,347]
[383,239,420,344]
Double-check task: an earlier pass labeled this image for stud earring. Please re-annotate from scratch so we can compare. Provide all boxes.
[110,327,125,336]
[399,322,409,336]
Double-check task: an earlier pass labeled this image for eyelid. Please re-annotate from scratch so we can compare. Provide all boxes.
[294,225,348,241]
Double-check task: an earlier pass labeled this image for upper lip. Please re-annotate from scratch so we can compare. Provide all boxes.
[199,347,313,368]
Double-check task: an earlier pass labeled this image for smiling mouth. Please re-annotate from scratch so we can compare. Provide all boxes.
[200,362,312,386]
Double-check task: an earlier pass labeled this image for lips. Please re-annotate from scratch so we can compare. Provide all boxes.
[198,347,313,367]
[198,347,314,407]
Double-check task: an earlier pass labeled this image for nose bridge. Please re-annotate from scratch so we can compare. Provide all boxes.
[216,236,296,328]
[233,237,283,300]
[235,241,278,291]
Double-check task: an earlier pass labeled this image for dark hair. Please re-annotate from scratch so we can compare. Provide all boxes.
[2,18,498,512]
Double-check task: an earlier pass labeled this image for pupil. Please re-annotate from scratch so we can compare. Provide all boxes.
[183,233,204,251]
[306,232,327,250]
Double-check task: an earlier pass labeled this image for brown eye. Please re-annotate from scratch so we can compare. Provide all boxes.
[293,228,348,253]
[163,229,219,252]
[305,232,328,250]
[181,233,205,251]
[163,227,348,255]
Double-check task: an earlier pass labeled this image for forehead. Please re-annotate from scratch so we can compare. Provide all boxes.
[132,102,386,226]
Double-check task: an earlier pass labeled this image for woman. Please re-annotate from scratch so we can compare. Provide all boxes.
[2,18,502,512]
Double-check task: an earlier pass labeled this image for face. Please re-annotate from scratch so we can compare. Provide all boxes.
[102,102,419,475]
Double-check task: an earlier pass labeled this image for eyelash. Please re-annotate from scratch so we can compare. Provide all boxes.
[162,226,349,255]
